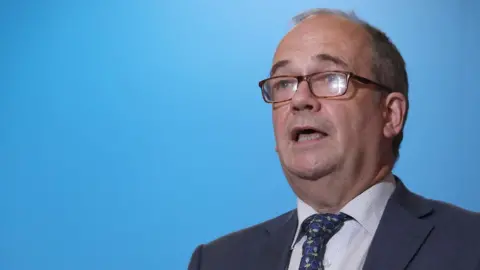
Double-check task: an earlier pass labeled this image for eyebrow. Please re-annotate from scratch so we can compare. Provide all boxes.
[315,53,349,68]
[269,53,349,76]
[270,60,290,77]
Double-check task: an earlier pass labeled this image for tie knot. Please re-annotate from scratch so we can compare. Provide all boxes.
[301,212,351,240]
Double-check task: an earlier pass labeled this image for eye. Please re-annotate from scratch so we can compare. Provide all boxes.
[274,80,294,90]
[326,74,347,94]
[327,74,345,88]
[268,78,296,91]
[310,73,347,96]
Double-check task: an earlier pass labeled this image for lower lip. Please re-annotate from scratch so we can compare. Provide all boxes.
[294,135,328,145]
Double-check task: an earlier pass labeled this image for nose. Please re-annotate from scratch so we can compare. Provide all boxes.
[290,81,321,112]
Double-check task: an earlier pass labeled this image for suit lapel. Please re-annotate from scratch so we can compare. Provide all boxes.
[363,179,434,270]
[255,210,298,270]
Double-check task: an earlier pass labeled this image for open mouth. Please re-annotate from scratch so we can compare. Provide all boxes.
[292,127,328,143]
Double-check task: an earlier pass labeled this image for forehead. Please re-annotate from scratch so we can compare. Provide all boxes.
[273,14,372,75]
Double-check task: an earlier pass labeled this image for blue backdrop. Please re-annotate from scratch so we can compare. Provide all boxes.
[1,0,479,269]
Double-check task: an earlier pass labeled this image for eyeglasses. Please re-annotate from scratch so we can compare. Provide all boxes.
[258,71,392,103]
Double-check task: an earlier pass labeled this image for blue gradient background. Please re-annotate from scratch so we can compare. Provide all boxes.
[1,0,479,269]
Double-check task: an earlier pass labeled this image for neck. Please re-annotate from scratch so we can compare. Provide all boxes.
[288,161,393,214]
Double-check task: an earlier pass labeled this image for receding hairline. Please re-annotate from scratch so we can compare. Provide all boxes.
[292,8,363,26]
[288,8,373,44]
[273,9,375,77]
[285,9,389,80]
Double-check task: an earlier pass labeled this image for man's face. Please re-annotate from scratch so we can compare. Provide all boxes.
[272,15,386,181]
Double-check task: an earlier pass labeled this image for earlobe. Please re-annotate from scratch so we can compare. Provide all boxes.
[384,122,396,138]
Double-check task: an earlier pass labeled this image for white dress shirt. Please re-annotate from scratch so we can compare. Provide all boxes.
[288,175,396,270]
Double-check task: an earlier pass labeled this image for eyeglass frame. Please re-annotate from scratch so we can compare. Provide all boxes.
[258,70,393,104]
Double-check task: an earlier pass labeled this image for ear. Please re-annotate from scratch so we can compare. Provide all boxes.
[383,92,407,139]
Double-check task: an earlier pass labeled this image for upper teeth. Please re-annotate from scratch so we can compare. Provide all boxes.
[298,132,321,142]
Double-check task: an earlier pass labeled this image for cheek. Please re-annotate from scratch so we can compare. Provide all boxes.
[330,102,378,147]
[272,107,290,143]
[329,106,354,143]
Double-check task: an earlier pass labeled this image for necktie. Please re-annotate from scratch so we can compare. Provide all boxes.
[298,213,351,270]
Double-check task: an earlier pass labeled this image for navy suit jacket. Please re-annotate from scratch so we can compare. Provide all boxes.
[188,180,480,270]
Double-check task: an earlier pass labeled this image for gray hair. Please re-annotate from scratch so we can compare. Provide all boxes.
[292,8,409,162]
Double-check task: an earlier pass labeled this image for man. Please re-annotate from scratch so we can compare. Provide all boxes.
[188,9,480,270]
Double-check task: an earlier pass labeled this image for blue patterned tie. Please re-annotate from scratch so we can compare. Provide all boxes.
[298,213,351,270]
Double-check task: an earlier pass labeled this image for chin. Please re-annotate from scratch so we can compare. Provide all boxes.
[277,141,340,179]
[282,156,337,181]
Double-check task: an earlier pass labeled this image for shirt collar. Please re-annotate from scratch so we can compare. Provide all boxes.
[291,174,396,248]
